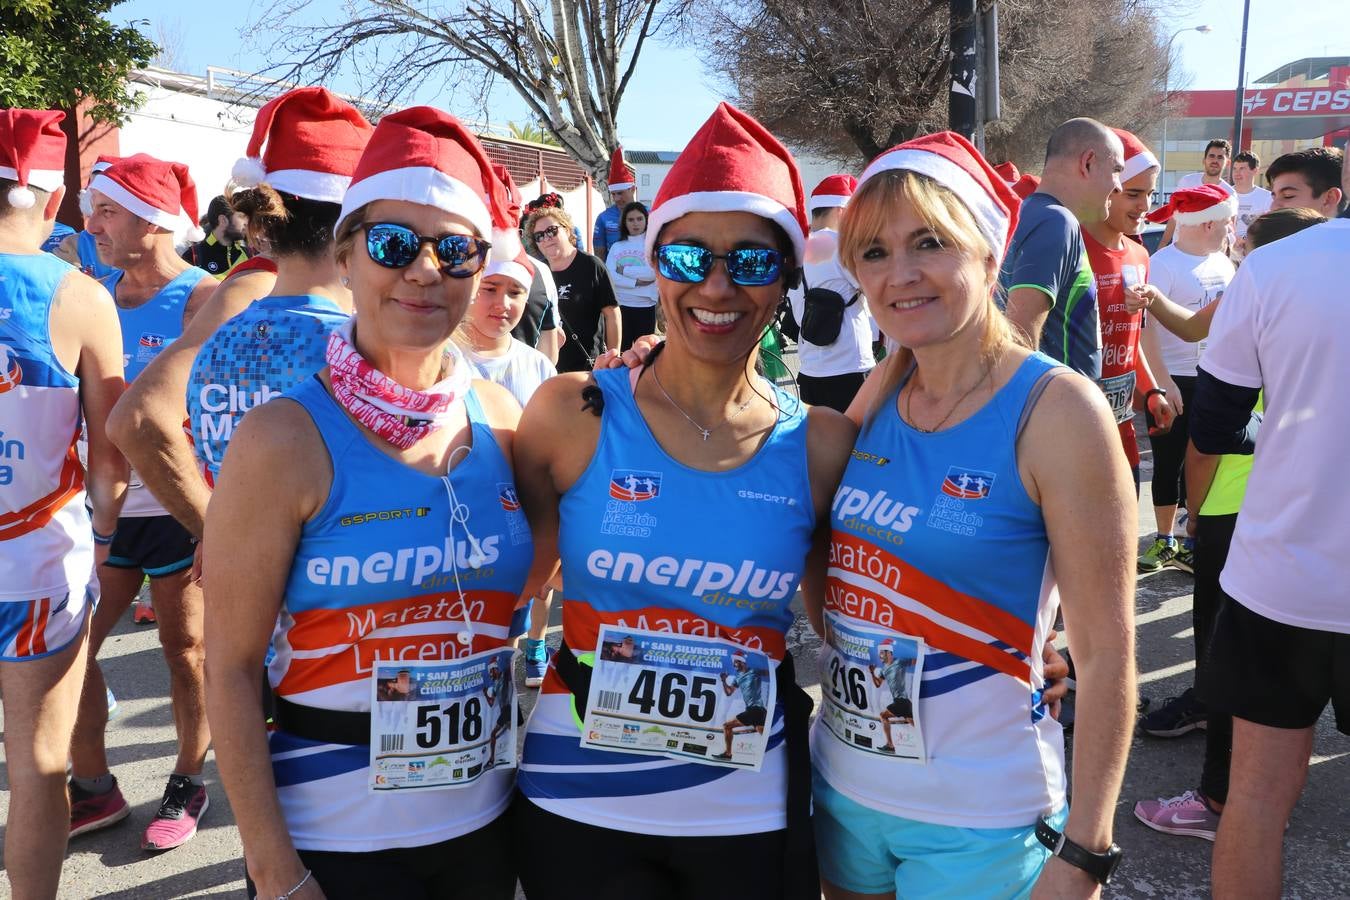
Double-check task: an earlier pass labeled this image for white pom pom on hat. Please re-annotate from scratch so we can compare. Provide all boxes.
[231,155,267,190]
[0,108,68,210]
[6,185,36,209]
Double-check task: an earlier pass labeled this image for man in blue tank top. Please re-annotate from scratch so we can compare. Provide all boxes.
[68,153,219,853]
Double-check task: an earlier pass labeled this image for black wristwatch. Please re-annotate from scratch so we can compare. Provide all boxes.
[1144,387,1167,405]
[1034,817,1123,885]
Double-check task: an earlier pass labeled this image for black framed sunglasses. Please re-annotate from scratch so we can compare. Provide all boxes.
[361,222,490,278]
[655,243,784,287]
[531,223,563,244]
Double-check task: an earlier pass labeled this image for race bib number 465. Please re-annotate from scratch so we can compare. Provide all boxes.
[368,648,517,793]
[582,625,776,771]
[819,612,926,763]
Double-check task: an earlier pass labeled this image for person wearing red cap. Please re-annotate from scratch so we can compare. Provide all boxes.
[514,102,850,900]
[204,105,531,900]
[785,173,878,413]
[52,154,123,283]
[593,146,638,261]
[1080,128,1176,491]
[1130,184,1236,583]
[68,152,220,850]
[813,130,1134,898]
[999,118,1124,379]
[0,108,130,898]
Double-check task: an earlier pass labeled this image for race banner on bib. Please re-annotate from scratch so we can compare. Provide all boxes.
[582,625,776,771]
[820,612,926,763]
[369,648,517,793]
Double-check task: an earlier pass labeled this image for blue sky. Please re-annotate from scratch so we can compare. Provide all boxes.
[113,0,1343,150]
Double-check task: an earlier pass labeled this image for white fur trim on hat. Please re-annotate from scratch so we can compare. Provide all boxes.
[608,180,635,192]
[810,194,850,209]
[338,166,492,239]
[1120,149,1160,185]
[0,163,64,194]
[266,169,351,204]
[860,149,1008,258]
[1173,193,1238,227]
[644,190,807,265]
[88,172,186,233]
[484,259,533,293]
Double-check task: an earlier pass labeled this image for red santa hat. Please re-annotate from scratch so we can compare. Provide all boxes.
[607,146,635,193]
[645,102,807,263]
[879,639,896,653]
[339,106,517,262]
[993,162,1020,183]
[858,131,1020,263]
[1145,184,1236,226]
[90,153,205,241]
[1011,173,1040,201]
[1113,128,1159,184]
[482,163,534,291]
[810,174,857,210]
[231,86,373,203]
[731,650,747,663]
[0,109,67,210]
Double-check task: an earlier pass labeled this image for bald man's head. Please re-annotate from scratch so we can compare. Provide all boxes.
[1039,118,1124,225]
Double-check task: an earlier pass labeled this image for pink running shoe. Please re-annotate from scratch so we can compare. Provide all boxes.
[1134,789,1220,841]
[142,775,209,850]
[69,778,131,837]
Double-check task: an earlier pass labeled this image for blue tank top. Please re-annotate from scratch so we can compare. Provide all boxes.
[0,253,94,600]
[75,230,119,284]
[107,266,210,382]
[811,352,1069,829]
[267,376,533,851]
[187,294,347,478]
[519,365,816,836]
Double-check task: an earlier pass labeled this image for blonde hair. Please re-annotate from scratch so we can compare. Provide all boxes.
[523,206,576,254]
[837,169,1026,423]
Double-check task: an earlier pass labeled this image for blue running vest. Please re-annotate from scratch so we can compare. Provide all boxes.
[268,377,532,851]
[106,266,209,383]
[75,230,119,284]
[811,352,1068,829]
[187,294,347,478]
[519,365,815,836]
[0,253,92,600]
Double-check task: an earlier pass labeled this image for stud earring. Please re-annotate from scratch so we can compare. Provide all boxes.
[340,276,350,286]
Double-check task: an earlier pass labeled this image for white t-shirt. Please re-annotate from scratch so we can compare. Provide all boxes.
[1176,173,1234,195]
[604,235,659,308]
[785,229,876,377]
[1200,219,1350,634]
[1233,186,1273,239]
[461,340,556,409]
[1147,243,1234,376]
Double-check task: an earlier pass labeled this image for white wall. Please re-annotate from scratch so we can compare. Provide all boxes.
[119,81,253,207]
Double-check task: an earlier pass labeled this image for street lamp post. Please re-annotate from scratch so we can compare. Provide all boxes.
[1159,24,1213,194]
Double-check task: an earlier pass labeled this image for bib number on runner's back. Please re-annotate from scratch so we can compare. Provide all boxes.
[368,648,517,793]
[819,611,926,763]
[582,625,776,771]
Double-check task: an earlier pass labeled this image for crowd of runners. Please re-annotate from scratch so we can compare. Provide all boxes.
[0,86,1347,900]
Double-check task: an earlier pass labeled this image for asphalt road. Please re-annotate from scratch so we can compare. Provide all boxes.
[2,480,1348,898]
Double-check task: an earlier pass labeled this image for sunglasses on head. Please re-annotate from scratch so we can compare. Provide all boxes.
[531,224,563,244]
[655,243,784,287]
[360,222,490,278]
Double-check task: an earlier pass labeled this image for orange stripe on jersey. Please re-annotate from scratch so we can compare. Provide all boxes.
[829,531,1034,656]
[278,630,505,696]
[286,589,517,651]
[541,599,790,696]
[825,576,1031,683]
[0,432,84,541]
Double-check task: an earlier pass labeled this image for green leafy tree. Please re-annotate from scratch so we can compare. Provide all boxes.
[508,121,562,148]
[0,0,158,122]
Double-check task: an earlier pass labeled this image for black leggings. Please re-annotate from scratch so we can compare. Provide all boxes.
[513,792,791,900]
[1193,513,1236,804]
[249,812,515,900]
[619,305,658,351]
[1146,374,1196,509]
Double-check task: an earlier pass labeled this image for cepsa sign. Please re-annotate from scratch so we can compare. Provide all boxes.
[1185,88,1350,118]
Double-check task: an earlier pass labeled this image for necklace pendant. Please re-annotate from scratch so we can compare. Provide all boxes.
[700,428,711,441]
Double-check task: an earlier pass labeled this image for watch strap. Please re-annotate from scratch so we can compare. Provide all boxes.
[1035,817,1122,885]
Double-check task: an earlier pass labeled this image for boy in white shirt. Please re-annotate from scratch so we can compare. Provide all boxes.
[1229,151,1272,260]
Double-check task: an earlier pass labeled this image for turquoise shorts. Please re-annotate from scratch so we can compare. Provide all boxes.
[813,769,1068,898]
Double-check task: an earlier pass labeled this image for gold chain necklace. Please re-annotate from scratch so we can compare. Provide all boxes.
[903,357,997,434]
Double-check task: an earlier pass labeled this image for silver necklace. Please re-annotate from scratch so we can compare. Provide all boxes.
[903,357,996,433]
[649,362,755,441]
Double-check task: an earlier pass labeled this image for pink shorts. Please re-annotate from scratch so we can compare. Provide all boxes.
[0,590,91,661]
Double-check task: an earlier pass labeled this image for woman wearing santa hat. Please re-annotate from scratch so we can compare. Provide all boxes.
[809,132,1135,898]
[204,106,535,900]
[512,102,851,900]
